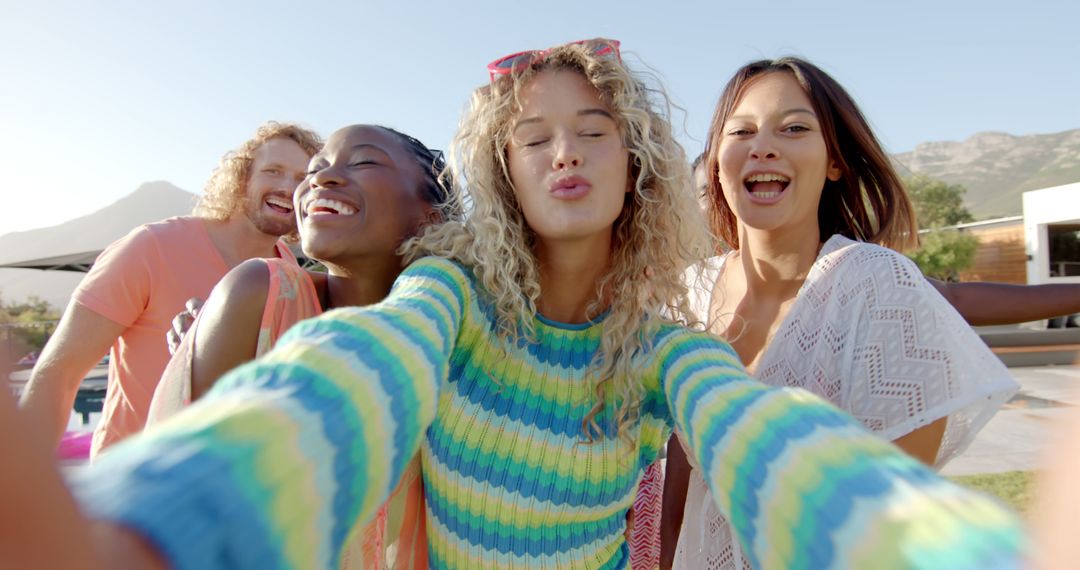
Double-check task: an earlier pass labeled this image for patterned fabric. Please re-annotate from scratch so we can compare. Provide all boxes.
[628,461,664,570]
[674,235,1019,570]
[72,256,1024,570]
[146,257,427,570]
[147,258,321,426]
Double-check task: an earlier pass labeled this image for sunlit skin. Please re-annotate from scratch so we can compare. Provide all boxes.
[709,72,840,371]
[188,125,437,401]
[507,70,631,322]
[661,75,948,569]
[716,72,840,248]
[241,137,310,237]
[296,126,432,272]
[713,72,946,459]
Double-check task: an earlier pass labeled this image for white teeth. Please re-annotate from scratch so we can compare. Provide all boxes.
[745,173,790,183]
[308,198,358,216]
[753,192,780,199]
[265,196,293,211]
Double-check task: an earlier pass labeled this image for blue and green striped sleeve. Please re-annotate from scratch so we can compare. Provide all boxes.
[72,256,471,570]
[655,327,1024,570]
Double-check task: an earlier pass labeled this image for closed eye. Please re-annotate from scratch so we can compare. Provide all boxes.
[523,139,549,148]
[726,128,753,136]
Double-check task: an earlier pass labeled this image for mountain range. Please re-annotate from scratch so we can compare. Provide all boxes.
[2,128,1078,309]
[0,182,197,309]
[893,128,1080,220]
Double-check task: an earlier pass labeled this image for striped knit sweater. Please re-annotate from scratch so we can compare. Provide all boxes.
[73,256,1023,570]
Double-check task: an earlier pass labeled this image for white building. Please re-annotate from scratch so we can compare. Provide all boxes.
[1023,182,1080,285]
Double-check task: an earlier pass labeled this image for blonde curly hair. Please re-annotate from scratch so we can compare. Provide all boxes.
[194,122,323,220]
[405,42,714,440]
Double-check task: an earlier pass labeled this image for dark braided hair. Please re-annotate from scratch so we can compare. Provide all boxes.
[377,126,453,210]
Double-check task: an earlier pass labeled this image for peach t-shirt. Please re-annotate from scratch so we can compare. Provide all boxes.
[72,216,295,457]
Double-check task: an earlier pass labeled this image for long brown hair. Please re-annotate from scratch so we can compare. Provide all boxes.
[704,57,917,251]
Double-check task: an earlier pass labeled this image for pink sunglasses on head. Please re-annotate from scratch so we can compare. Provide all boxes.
[487,38,622,82]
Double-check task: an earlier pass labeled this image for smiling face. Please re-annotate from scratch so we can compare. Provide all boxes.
[506,70,630,247]
[294,125,432,264]
[715,72,840,240]
[240,137,310,236]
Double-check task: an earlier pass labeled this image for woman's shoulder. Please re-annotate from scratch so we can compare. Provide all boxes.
[649,322,740,364]
[402,255,472,279]
[217,258,274,300]
[397,256,479,299]
[817,235,921,280]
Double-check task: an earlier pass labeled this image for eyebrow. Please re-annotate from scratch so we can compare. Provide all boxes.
[349,143,391,154]
[729,108,817,121]
[311,143,391,161]
[579,108,615,120]
[513,108,617,132]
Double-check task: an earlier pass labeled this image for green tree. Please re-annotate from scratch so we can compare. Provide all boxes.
[904,175,979,281]
[0,293,59,356]
[908,230,979,281]
[906,174,975,228]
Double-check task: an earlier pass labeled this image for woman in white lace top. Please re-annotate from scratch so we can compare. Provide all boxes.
[664,57,1021,570]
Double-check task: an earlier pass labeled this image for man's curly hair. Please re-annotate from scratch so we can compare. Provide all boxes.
[194,122,323,220]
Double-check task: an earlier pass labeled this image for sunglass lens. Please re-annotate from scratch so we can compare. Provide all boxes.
[494,53,531,71]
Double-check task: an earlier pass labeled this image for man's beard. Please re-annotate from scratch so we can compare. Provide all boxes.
[243,198,296,237]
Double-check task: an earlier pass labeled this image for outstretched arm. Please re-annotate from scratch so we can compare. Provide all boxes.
[0,364,166,569]
[70,258,470,570]
[658,330,1024,570]
[19,303,125,447]
[930,279,1080,326]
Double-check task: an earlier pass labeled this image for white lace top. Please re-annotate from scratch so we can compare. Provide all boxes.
[674,235,1018,570]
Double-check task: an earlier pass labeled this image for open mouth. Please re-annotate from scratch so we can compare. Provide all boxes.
[306,198,358,217]
[265,196,294,215]
[743,173,790,201]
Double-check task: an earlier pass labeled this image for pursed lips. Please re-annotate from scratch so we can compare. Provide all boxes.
[549,175,592,200]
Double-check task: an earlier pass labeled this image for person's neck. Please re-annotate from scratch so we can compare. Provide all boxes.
[202,215,285,269]
[321,255,402,310]
[735,223,823,301]
[534,234,612,324]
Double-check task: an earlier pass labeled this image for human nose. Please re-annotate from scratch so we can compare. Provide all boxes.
[311,164,345,188]
[551,133,582,170]
[749,133,778,160]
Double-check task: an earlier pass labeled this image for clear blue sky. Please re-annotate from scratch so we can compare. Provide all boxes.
[2,0,1077,233]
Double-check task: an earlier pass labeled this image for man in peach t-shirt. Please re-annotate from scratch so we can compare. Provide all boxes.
[20,122,322,458]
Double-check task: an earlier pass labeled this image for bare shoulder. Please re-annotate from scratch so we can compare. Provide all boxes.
[306,269,330,298]
[188,259,271,397]
[201,259,272,324]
